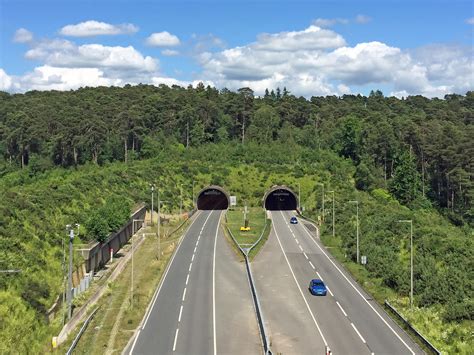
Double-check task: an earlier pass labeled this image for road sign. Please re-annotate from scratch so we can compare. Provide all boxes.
[361,255,367,265]
[230,195,237,206]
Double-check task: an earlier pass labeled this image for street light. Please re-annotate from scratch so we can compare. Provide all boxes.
[398,219,414,309]
[65,224,75,320]
[150,184,155,226]
[327,191,335,237]
[180,184,183,217]
[131,219,145,309]
[317,183,325,222]
[348,200,359,264]
[157,200,169,260]
[298,183,301,210]
[192,180,196,209]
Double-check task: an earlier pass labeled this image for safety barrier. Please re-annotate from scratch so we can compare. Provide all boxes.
[224,213,272,355]
[385,300,441,354]
[65,307,99,355]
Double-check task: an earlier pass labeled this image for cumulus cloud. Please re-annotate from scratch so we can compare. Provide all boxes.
[59,20,138,37]
[146,32,180,47]
[312,18,348,28]
[355,14,372,24]
[466,17,474,25]
[13,28,33,43]
[0,69,12,91]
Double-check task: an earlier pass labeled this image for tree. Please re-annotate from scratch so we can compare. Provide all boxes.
[389,150,422,205]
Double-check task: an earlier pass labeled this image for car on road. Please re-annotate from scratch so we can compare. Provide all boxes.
[309,279,327,296]
[290,216,298,224]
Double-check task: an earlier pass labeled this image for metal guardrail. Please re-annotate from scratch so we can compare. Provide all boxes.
[224,213,272,355]
[66,307,99,355]
[384,300,441,355]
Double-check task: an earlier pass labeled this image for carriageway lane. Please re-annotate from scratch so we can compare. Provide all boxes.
[279,210,423,355]
[252,220,327,354]
[130,210,261,355]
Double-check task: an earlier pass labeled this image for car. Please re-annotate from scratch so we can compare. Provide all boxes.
[290,216,298,224]
[309,279,327,296]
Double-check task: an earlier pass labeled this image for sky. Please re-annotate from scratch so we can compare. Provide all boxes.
[0,0,473,97]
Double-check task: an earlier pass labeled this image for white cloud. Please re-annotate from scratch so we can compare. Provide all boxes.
[355,14,372,24]
[59,20,138,37]
[13,28,33,43]
[0,69,12,91]
[466,17,474,25]
[312,18,349,28]
[161,49,179,56]
[146,32,180,47]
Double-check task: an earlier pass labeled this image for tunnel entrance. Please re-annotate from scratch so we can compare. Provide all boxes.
[197,185,230,210]
[263,186,298,210]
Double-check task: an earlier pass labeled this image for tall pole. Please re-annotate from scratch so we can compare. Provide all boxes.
[298,183,301,210]
[398,219,414,308]
[328,191,335,237]
[349,200,359,263]
[67,227,74,320]
[180,184,183,217]
[192,180,195,209]
[151,185,154,226]
[317,183,325,222]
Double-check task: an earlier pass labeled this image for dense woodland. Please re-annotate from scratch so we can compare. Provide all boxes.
[0,85,472,353]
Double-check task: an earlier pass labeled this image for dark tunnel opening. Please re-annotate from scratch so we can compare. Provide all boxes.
[264,187,298,210]
[197,187,229,210]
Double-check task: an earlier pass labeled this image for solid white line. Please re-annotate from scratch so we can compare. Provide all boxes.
[212,210,221,355]
[140,211,202,331]
[172,328,179,351]
[336,301,348,317]
[351,323,366,344]
[182,287,187,301]
[299,221,415,354]
[309,261,315,269]
[185,274,190,285]
[316,272,323,281]
[273,213,329,347]
[326,286,334,297]
[178,305,183,322]
[303,252,309,259]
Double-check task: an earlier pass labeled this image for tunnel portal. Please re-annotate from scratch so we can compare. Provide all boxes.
[264,186,298,210]
[197,186,230,210]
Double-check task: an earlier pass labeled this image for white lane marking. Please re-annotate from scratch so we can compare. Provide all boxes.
[295,238,299,244]
[172,328,179,351]
[189,263,192,272]
[303,252,309,259]
[336,301,348,317]
[298,244,303,251]
[309,261,315,269]
[196,239,200,245]
[191,253,195,261]
[182,287,187,301]
[185,274,190,285]
[326,286,334,297]
[140,210,202,332]
[273,216,329,347]
[194,246,197,253]
[212,210,221,355]
[316,272,323,281]
[299,219,416,354]
[351,323,366,344]
[178,305,183,322]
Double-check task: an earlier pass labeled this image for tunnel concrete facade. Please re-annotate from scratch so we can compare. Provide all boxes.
[197,185,230,210]
[263,186,298,210]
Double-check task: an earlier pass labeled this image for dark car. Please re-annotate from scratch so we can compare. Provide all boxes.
[309,279,327,296]
[290,216,298,224]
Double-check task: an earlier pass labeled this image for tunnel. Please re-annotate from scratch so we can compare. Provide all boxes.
[197,185,230,210]
[263,186,298,210]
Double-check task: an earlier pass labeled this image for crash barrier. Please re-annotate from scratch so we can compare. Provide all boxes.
[224,213,272,355]
[385,301,441,355]
[65,307,99,355]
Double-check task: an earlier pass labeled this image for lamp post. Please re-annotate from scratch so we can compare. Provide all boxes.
[150,184,155,226]
[192,180,195,209]
[157,200,169,260]
[298,183,301,210]
[317,183,325,222]
[327,191,335,237]
[348,200,359,264]
[131,219,145,309]
[65,225,75,320]
[398,219,414,309]
[180,184,183,217]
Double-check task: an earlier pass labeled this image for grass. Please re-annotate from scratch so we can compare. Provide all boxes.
[57,214,192,354]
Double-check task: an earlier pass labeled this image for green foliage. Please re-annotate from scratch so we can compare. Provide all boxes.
[389,151,422,205]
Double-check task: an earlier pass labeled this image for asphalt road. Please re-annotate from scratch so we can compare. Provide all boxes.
[253,210,423,355]
[129,210,260,355]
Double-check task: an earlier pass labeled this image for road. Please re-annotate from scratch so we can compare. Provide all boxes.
[253,210,423,355]
[129,210,261,355]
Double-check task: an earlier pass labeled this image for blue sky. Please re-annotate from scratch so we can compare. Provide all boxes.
[0,0,473,97]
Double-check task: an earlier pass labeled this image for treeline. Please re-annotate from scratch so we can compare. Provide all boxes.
[0,85,472,224]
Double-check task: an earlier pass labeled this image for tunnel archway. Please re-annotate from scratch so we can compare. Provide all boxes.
[197,185,230,210]
[263,186,298,210]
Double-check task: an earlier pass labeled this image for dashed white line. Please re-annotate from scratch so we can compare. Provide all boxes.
[316,272,324,281]
[336,301,348,317]
[172,328,179,351]
[298,245,303,251]
[178,305,183,322]
[309,261,315,269]
[295,239,300,244]
[326,286,334,297]
[185,274,190,285]
[182,287,187,301]
[191,253,195,261]
[303,252,309,259]
[188,263,192,272]
[194,246,197,253]
[351,322,366,344]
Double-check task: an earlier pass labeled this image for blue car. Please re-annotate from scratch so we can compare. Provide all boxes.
[290,216,298,224]
[309,279,327,296]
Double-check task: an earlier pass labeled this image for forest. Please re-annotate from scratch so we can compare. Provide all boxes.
[0,85,472,352]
